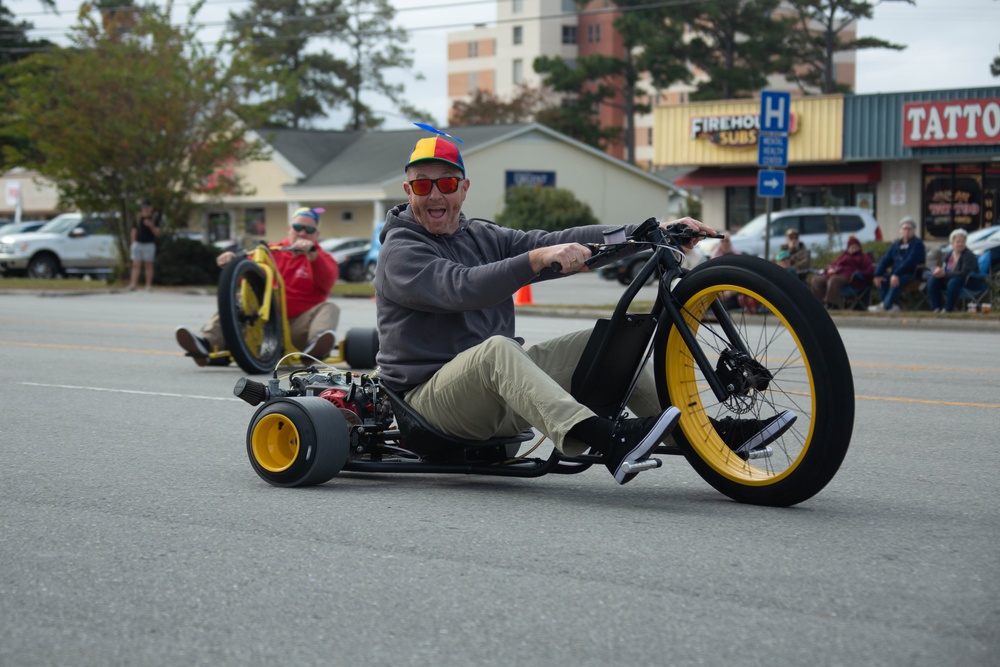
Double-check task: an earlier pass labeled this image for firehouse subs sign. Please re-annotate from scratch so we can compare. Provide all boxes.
[690,112,799,147]
[903,98,1000,147]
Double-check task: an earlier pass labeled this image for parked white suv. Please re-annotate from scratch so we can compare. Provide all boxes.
[703,207,883,259]
[0,212,119,279]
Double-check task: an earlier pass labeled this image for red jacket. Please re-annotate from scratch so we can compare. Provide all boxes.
[826,250,874,288]
[270,242,338,319]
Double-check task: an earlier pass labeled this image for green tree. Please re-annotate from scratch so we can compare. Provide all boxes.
[5,2,268,268]
[613,0,689,163]
[681,0,793,101]
[533,54,627,153]
[991,43,1000,77]
[784,0,913,94]
[0,2,54,171]
[450,85,545,126]
[226,0,350,129]
[496,184,600,232]
[341,0,431,130]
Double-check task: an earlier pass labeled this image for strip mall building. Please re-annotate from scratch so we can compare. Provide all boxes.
[655,86,1000,242]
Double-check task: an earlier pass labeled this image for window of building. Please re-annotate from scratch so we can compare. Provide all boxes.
[513,26,522,45]
[561,0,575,11]
[562,25,577,44]
[513,59,523,85]
[468,71,479,93]
[467,41,478,57]
[587,24,601,43]
[512,0,522,13]
[922,162,1000,240]
[244,208,265,236]
[341,210,354,222]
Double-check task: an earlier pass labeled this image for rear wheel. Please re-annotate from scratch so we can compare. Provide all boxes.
[344,327,379,369]
[247,397,349,487]
[218,259,284,375]
[656,255,854,507]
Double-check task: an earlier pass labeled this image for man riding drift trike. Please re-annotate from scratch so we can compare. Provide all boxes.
[235,129,853,506]
[176,207,379,373]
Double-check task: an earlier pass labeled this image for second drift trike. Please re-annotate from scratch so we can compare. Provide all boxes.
[234,219,855,507]
[208,241,380,374]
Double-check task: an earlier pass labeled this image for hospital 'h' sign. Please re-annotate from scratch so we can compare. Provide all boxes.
[760,91,791,134]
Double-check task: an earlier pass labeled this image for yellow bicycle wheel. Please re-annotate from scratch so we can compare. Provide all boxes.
[656,255,854,507]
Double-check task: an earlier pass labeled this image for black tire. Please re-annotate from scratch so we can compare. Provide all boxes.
[364,261,377,282]
[655,254,854,507]
[218,258,284,375]
[28,253,61,279]
[344,327,379,369]
[246,397,349,487]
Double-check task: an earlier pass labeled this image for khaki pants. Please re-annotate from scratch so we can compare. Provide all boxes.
[404,330,661,456]
[201,301,340,352]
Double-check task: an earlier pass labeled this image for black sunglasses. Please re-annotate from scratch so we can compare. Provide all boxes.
[292,223,317,234]
[408,177,463,196]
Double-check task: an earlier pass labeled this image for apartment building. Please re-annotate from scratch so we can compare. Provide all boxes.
[447,1,857,168]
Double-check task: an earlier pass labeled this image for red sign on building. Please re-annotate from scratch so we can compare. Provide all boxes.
[903,98,1000,147]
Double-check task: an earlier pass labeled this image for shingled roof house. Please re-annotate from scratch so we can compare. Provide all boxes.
[207,123,684,247]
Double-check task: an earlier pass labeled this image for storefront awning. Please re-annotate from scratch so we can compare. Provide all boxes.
[675,163,882,188]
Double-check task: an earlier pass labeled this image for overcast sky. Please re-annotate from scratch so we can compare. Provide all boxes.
[17,0,1000,130]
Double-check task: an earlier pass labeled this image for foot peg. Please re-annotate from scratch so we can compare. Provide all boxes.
[620,458,662,474]
[744,446,772,460]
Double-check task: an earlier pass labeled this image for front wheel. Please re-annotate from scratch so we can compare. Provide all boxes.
[28,253,61,279]
[218,258,284,375]
[656,255,854,507]
[247,397,349,487]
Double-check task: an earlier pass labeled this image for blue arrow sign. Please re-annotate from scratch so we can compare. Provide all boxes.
[760,91,791,134]
[758,169,786,198]
[758,133,788,168]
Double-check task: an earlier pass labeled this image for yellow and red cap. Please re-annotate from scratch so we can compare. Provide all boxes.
[405,137,465,175]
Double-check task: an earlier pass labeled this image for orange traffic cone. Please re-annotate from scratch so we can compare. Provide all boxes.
[514,285,533,306]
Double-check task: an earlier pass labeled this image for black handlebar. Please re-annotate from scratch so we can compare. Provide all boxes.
[549,219,724,273]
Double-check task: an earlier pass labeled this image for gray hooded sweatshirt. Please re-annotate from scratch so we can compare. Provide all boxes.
[374,203,634,392]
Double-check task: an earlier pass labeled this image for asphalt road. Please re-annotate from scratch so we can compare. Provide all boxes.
[1,281,998,667]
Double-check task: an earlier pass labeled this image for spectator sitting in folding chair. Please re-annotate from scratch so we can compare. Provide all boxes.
[927,228,986,313]
[811,235,874,310]
[870,216,926,312]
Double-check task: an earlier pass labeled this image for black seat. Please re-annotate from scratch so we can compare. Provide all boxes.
[380,385,533,462]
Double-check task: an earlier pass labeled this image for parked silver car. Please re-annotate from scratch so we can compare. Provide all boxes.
[0,213,119,279]
[702,206,883,259]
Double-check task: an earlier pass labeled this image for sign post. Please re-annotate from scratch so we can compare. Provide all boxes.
[758,91,790,260]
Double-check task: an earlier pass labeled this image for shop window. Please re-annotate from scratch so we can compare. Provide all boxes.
[922,162,992,239]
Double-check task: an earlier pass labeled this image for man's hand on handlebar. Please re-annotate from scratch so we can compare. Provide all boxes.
[659,217,723,248]
[217,250,238,268]
[529,243,593,274]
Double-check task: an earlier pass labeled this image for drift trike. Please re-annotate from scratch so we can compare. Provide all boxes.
[234,219,854,507]
[207,242,379,373]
